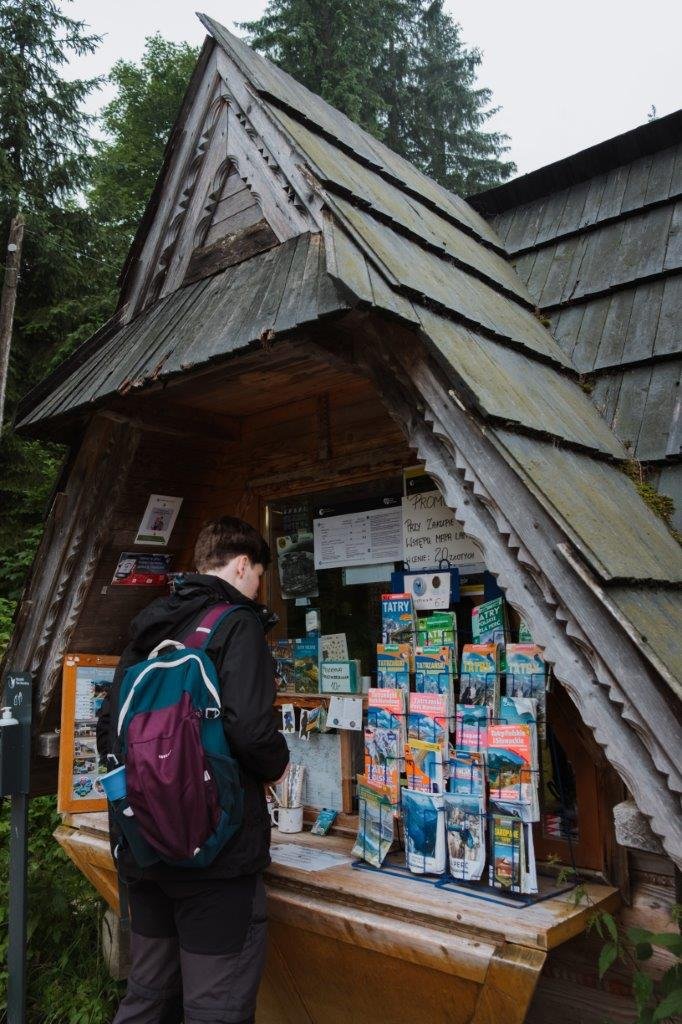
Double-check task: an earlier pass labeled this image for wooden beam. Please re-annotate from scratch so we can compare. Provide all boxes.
[1,415,141,730]
[183,218,279,285]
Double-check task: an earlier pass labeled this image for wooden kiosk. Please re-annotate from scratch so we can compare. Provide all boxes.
[4,16,681,1024]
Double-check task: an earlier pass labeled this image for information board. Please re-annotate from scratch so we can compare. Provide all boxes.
[313,497,402,570]
[59,653,119,813]
[401,489,484,571]
[283,732,356,811]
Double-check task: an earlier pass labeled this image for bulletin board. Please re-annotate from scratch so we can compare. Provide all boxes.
[58,653,119,813]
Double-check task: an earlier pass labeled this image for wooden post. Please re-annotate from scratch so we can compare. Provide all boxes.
[0,213,25,430]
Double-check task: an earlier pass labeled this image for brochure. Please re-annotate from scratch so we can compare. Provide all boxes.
[353,778,395,867]
[402,789,446,874]
[408,691,449,757]
[444,794,486,881]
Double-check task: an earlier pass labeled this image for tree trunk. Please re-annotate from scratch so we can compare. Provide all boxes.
[0,213,25,430]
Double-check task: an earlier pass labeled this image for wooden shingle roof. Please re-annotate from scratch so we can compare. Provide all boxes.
[471,115,682,527]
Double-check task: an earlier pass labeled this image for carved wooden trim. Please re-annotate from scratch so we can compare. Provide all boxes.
[2,415,141,731]
[354,329,682,868]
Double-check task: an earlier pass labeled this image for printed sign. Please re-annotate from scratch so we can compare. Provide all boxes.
[134,494,182,546]
[313,496,403,570]
[112,552,172,586]
[403,571,451,610]
[3,670,32,725]
[401,490,484,571]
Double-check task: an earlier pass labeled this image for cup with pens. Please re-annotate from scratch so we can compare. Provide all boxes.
[269,763,306,833]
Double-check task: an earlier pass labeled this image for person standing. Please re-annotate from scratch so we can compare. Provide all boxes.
[98,516,289,1024]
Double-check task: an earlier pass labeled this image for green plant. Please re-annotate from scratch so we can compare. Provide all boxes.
[0,796,123,1023]
[588,905,682,1023]
[554,866,682,1023]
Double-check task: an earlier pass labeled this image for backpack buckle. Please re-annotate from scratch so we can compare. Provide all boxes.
[204,708,221,720]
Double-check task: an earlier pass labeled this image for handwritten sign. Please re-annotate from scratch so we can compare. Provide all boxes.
[402,490,484,571]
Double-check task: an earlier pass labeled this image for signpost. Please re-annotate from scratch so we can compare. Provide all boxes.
[2,669,32,1024]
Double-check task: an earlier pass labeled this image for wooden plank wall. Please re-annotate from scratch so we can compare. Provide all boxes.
[69,377,411,660]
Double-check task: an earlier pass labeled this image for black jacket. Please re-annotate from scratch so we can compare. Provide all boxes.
[97,574,289,880]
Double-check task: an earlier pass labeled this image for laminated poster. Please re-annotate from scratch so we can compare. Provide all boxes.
[112,552,172,586]
[134,495,182,546]
[277,533,318,599]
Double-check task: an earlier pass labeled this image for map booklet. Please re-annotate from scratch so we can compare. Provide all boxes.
[367,687,406,748]
[444,794,486,881]
[366,688,406,804]
[450,750,485,798]
[408,691,449,758]
[353,777,395,868]
[376,643,412,691]
[487,722,539,821]
[490,810,524,892]
[471,596,508,671]
[381,593,417,645]
[500,695,538,758]
[269,639,295,692]
[489,801,537,893]
[505,644,547,740]
[454,704,490,754]
[293,636,319,693]
[416,611,457,661]
[365,726,402,803]
[402,789,446,875]
[415,645,454,707]
[404,738,445,794]
[459,643,500,712]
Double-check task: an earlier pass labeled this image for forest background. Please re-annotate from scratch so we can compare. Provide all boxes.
[0,0,514,657]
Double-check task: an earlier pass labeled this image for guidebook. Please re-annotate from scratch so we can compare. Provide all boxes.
[381,593,417,646]
[449,750,485,798]
[454,704,490,754]
[404,738,444,794]
[367,687,407,748]
[487,722,539,820]
[472,597,507,646]
[444,794,486,881]
[402,789,446,875]
[459,643,500,712]
[353,777,395,868]
[364,726,402,803]
[489,810,524,892]
[415,645,454,706]
[416,611,457,660]
[489,800,537,894]
[408,691,449,758]
[376,643,412,691]
[269,639,295,692]
[293,636,319,693]
[505,644,547,740]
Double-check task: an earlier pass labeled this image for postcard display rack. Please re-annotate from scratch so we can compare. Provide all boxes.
[269,494,578,908]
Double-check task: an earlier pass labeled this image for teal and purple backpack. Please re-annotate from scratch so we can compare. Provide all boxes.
[110,603,246,868]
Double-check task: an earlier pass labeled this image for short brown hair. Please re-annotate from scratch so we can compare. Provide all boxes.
[194,516,271,573]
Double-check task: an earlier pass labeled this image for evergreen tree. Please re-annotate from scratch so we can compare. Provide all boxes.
[0,0,105,626]
[242,0,515,194]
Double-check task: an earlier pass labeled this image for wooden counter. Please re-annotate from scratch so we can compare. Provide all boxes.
[55,813,619,1024]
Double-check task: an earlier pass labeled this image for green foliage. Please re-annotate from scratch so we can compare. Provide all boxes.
[0,796,123,1022]
[586,906,682,1023]
[242,0,515,194]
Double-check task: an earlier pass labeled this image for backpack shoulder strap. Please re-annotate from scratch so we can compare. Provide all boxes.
[183,602,257,651]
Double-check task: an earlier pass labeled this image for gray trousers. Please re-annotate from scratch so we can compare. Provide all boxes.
[112,875,267,1024]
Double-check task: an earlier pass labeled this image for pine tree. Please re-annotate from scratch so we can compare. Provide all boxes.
[0,0,103,620]
[242,0,515,195]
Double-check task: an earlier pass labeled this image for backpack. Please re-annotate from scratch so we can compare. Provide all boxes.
[110,603,247,868]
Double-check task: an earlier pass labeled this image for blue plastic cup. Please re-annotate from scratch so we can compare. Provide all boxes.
[100,764,126,802]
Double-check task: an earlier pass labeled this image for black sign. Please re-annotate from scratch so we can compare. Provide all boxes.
[3,671,32,725]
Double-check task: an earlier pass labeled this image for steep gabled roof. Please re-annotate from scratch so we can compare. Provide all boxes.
[14,14,682,859]
[471,113,682,531]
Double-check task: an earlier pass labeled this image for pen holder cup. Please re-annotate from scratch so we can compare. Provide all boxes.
[272,805,303,833]
[100,765,127,802]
